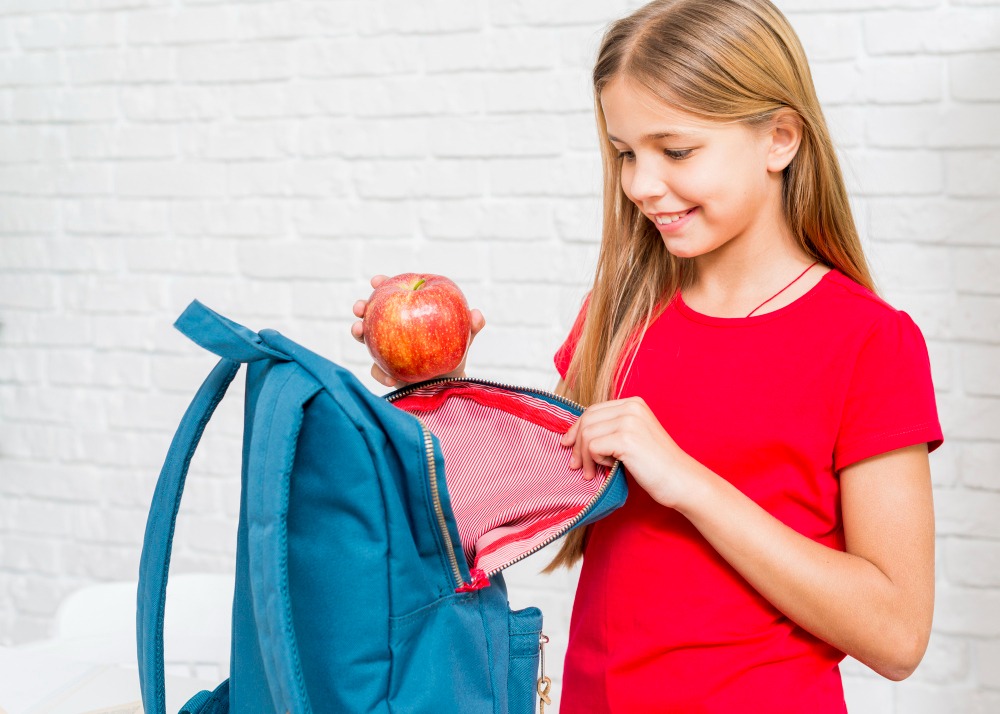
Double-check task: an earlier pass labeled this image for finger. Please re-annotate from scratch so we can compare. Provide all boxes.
[469,309,486,336]
[561,417,580,452]
[370,363,396,388]
[352,299,368,319]
[370,274,388,289]
[351,320,365,343]
[583,434,618,481]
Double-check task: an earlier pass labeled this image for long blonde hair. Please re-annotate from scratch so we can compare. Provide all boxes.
[546,0,875,571]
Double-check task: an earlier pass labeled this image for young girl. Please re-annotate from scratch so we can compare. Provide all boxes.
[353,1,943,711]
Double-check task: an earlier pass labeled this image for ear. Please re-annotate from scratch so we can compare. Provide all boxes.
[765,109,803,173]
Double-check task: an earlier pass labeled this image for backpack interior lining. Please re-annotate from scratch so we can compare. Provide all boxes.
[392,383,610,576]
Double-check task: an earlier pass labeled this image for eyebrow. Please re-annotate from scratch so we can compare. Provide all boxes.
[607,131,701,143]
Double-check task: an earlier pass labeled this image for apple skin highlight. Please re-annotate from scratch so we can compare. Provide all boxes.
[363,273,472,384]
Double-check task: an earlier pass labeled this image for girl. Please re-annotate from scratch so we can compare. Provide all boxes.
[353,0,943,711]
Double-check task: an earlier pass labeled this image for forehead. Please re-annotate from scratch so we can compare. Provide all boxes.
[600,77,720,142]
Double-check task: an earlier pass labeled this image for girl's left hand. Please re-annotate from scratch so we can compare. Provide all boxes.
[560,397,701,509]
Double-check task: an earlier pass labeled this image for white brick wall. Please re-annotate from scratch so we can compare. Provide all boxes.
[0,1,996,711]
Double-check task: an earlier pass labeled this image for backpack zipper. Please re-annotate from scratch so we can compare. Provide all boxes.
[387,377,621,585]
[416,418,466,591]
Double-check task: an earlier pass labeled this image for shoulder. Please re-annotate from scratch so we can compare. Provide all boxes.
[819,270,925,342]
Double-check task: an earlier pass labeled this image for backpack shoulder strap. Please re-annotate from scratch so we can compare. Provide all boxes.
[245,361,323,714]
[136,357,241,714]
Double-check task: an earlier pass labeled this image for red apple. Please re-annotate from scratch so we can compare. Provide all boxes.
[363,273,472,384]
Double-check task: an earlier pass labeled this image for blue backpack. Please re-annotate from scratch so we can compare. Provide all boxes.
[137,300,627,714]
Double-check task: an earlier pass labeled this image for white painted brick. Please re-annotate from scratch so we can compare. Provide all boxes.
[234,2,353,41]
[935,486,1000,538]
[841,149,944,196]
[296,118,429,159]
[64,199,171,236]
[934,584,1000,637]
[126,6,236,46]
[810,61,864,105]
[237,239,355,281]
[787,14,862,62]
[428,116,566,158]
[961,344,1000,397]
[114,163,227,198]
[942,395,1000,445]
[0,274,55,309]
[946,150,1000,197]
[12,87,118,122]
[177,42,292,84]
[867,197,1000,245]
[976,639,1000,690]
[417,199,555,242]
[294,199,402,240]
[66,47,174,85]
[483,71,591,115]
[896,683,1000,714]
[0,127,67,163]
[171,199,286,239]
[354,160,485,200]
[945,538,1000,587]
[120,86,227,122]
[842,675,894,714]
[297,36,424,78]
[952,294,1000,341]
[865,9,1000,55]
[357,239,488,284]
[867,242,953,293]
[0,51,62,86]
[824,106,865,149]
[862,57,944,104]
[951,53,1000,101]
[488,156,601,198]
[62,11,122,48]
[423,30,559,73]
[351,75,485,118]
[953,247,1000,295]
[555,197,603,243]
[356,0,483,35]
[488,0,630,27]
[959,442,1000,490]
[867,105,1000,149]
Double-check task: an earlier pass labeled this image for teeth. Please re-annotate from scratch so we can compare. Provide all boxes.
[655,209,690,225]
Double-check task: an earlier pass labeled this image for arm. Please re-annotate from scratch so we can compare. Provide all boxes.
[678,442,934,680]
[562,398,935,680]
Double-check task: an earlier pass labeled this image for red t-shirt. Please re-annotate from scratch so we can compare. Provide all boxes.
[554,269,943,713]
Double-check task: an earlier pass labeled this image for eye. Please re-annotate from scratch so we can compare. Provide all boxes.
[616,150,635,162]
[665,149,692,160]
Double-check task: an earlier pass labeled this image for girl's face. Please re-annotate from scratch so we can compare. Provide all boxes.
[600,76,795,261]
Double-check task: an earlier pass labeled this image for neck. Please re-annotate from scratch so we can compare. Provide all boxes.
[683,223,824,318]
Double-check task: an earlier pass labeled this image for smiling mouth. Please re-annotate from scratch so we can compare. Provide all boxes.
[653,208,695,225]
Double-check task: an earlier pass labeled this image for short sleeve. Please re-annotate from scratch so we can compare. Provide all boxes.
[834,310,943,472]
[554,293,591,381]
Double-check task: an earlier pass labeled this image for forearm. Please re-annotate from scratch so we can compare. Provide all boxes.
[675,460,932,680]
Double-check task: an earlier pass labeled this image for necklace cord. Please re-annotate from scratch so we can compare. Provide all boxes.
[745,261,819,318]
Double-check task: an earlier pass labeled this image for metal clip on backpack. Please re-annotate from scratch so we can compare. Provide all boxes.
[137,300,627,714]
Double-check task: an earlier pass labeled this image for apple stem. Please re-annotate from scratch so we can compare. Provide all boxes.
[412,278,426,291]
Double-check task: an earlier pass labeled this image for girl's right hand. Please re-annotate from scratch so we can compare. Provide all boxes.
[350,274,487,388]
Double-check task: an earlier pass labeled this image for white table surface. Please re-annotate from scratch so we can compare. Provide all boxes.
[0,646,215,714]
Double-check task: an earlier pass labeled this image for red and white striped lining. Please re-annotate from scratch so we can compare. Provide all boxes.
[392,383,610,576]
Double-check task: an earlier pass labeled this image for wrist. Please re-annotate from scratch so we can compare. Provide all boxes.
[664,458,720,515]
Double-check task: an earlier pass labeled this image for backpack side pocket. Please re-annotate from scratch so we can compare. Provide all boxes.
[508,606,543,714]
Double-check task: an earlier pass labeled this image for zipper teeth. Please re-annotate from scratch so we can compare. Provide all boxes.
[386,376,588,413]
[387,376,620,580]
[418,418,465,589]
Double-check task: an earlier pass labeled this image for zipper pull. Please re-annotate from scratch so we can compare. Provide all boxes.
[537,633,552,713]
[455,567,490,593]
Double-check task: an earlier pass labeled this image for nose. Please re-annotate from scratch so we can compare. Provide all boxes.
[624,156,669,203]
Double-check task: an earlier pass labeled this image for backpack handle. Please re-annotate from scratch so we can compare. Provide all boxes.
[174,300,290,363]
[245,362,323,714]
[136,357,242,714]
